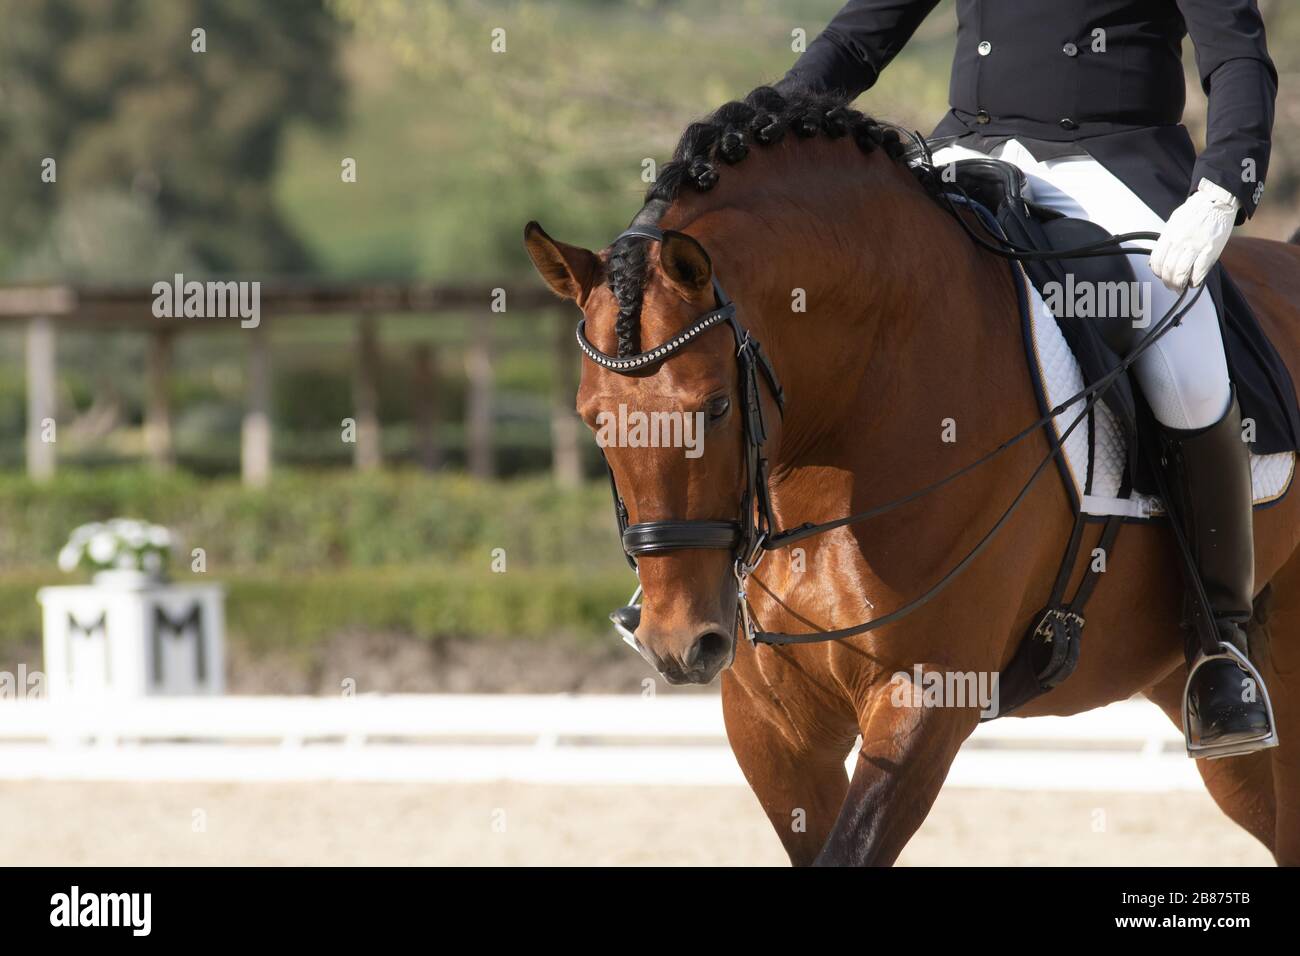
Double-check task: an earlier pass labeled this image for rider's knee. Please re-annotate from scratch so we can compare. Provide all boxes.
[1164,365,1231,430]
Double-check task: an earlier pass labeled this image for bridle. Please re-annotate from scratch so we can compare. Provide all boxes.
[579,202,1202,647]
[577,224,785,636]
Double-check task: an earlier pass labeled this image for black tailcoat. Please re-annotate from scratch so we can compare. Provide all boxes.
[784,0,1277,222]
[783,0,1298,453]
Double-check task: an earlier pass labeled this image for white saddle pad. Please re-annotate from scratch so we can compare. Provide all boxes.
[1019,266,1295,519]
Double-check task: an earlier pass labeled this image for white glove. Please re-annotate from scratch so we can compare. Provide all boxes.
[1148,178,1240,292]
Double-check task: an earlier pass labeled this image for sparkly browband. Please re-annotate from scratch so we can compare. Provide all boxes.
[575,300,736,373]
[575,221,739,373]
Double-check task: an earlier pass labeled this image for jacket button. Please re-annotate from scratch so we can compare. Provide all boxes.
[976,110,991,125]
[1059,117,1078,130]
[1062,42,1078,57]
[978,41,991,56]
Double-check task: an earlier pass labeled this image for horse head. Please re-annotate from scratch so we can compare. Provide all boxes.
[523,86,933,685]
[525,219,765,683]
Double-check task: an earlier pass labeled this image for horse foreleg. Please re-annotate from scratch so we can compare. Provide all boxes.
[814,671,979,866]
[721,669,857,866]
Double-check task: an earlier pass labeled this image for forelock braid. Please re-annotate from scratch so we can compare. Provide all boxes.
[608,238,648,356]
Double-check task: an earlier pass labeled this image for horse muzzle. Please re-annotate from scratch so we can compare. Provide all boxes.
[613,597,738,684]
[646,623,736,685]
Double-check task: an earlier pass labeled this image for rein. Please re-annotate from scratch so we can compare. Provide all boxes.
[584,190,1202,647]
[756,283,1201,643]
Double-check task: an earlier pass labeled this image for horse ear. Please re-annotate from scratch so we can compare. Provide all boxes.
[523,221,600,301]
[659,230,713,296]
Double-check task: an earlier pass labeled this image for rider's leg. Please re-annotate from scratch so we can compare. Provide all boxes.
[993,142,1274,754]
[937,140,1232,427]
[1007,143,1230,425]
[1155,391,1274,753]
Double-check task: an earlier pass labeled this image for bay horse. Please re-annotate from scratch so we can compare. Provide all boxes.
[524,86,1300,866]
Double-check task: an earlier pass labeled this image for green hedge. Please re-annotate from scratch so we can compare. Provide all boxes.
[0,573,46,660]
[224,566,632,652]
[0,467,623,573]
[0,565,635,663]
[0,468,636,658]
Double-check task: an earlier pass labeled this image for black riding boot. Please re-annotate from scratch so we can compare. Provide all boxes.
[1160,391,1276,758]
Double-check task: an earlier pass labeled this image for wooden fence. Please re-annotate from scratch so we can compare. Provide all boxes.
[0,281,581,485]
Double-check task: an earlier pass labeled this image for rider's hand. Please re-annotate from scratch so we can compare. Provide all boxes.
[1149,178,1240,293]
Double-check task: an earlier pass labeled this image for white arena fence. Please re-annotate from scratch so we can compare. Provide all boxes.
[0,694,1201,792]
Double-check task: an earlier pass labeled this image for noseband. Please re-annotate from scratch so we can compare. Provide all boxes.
[577,225,785,587]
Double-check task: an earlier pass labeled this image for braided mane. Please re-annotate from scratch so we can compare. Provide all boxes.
[609,84,914,356]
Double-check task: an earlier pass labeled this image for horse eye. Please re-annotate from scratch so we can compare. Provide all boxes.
[707,396,731,420]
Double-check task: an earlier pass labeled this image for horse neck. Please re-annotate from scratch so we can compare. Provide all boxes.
[667,157,1026,517]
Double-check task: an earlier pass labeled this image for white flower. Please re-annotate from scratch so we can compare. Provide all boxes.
[69,522,102,544]
[88,532,118,565]
[61,519,175,573]
[57,545,80,573]
[111,519,145,548]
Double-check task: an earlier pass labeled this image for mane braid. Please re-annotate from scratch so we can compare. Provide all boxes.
[606,84,913,356]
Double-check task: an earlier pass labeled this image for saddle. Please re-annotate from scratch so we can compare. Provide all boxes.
[951,158,1297,502]
[945,157,1298,716]
[955,159,1142,464]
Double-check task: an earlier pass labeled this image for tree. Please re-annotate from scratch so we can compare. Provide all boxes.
[0,0,345,280]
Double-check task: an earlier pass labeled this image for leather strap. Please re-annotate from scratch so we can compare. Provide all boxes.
[622,520,741,556]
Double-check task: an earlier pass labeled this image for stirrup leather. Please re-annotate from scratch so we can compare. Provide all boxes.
[1181,641,1279,760]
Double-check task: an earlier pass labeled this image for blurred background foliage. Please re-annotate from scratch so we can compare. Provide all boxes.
[0,0,1294,474]
[0,1,1298,674]
[4,0,1297,284]
[0,0,344,280]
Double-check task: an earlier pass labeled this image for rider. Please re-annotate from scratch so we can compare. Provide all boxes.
[778,0,1279,757]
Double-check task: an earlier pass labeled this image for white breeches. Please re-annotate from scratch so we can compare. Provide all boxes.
[931,138,1232,430]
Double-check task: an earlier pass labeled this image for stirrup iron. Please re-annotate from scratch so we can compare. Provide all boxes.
[1181,642,1279,760]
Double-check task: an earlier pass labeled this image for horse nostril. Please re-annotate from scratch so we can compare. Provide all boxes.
[685,629,732,672]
